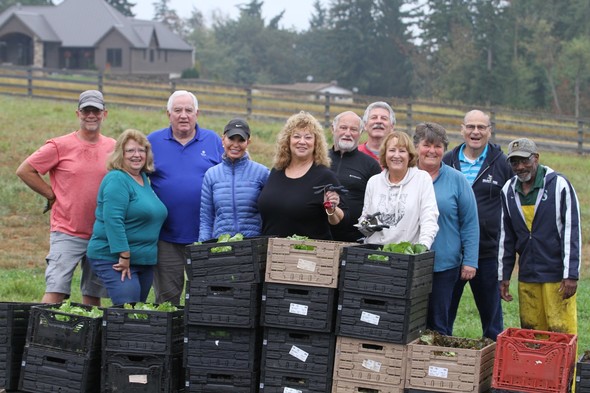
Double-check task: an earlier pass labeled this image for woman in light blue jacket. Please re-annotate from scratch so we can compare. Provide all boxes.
[199,118,269,241]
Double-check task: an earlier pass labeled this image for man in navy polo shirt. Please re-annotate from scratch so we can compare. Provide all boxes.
[148,90,223,305]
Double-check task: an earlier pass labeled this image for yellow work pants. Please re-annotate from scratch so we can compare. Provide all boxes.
[518,281,577,335]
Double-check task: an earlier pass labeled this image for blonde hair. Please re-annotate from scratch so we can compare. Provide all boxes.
[379,131,418,168]
[107,129,155,173]
[272,111,331,170]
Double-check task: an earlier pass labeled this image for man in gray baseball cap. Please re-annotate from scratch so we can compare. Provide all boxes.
[498,136,580,337]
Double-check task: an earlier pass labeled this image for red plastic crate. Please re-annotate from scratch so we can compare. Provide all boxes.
[492,328,577,393]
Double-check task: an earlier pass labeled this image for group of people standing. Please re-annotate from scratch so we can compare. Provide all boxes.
[17,90,581,341]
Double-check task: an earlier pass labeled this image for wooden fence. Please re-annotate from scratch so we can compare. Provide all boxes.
[1,65,588,154]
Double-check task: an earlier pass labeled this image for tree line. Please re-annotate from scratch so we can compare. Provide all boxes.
[4,0,589,118]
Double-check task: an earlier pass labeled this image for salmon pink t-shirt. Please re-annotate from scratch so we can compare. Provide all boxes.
[27,132,116,239]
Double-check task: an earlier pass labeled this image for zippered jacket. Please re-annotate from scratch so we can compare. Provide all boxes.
[199,153,269,241]
[498,166,581,282]
[443,143,513,259]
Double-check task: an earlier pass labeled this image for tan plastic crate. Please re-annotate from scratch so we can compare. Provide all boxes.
[331,377,405,393]
[405,337,496,393]
[332,336,406,387]
[265,237,352,288]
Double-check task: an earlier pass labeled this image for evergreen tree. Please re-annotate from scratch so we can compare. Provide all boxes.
[106,0,135,17]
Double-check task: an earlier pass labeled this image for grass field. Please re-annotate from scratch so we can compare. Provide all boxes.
[0,95,587,352]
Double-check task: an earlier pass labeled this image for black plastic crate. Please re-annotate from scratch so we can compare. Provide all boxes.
[184,282,260,328]
[185,366,258,393]
[18,345,101,393]
[102,304,184,355]
[261,283,337,333]
[26,303,102,355]
[576,353,590,393]
[184,325,261,371]
[340,245,434,299]
[186,237,268,283]
[102,350,184,393]
[0,302,39,390]
[261,327,336,375]
[260,368,332,393]
[336,291,428,344]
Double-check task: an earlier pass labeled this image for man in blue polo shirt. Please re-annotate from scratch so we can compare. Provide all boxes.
[442,109,513,340]
[148,90,223,304]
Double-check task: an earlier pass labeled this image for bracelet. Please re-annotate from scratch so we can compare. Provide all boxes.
[119,255,130,260]
[325,208,336,216]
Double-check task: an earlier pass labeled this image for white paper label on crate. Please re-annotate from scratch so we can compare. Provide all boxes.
[289,345,309,362]
[297,258,317,272]
[362,358,382,372]
[289,303,308,316]
[360,311,380,325]
[129,375,148,384]
[428,366,449,378]
[284,388,302,393]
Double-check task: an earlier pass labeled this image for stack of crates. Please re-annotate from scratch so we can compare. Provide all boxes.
[0,302,40,391]
[19,302,103,393]
[101,303,185,392]
[332,244,435,393]
[492,328,577,393]
[184,237,268,392]
[259,237,349,393]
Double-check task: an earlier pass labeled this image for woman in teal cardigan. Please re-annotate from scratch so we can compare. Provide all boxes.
[87,129,167,305]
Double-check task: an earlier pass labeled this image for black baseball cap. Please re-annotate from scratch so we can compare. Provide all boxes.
[223,118,250,140]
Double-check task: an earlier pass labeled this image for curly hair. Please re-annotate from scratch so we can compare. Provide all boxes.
[379,131,418,168]
[107,129,155,173]
[272,111,331,170]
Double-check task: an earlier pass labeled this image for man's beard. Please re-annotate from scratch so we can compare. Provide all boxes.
[516,172,532,182]
[337,139,357,152]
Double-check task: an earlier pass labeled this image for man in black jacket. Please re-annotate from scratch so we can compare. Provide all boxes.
[442,109,513,340]
[329,111,382,242]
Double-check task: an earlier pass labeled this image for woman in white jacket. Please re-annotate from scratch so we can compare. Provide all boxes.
[359,131,439,248]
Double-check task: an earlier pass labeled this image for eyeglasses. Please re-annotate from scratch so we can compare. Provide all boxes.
[79,107,103,115]
[124,148,147,155]
[509,155,534,167]
[464,124,490,131]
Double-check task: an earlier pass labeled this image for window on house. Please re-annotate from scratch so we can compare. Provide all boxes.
[150,49,154,62]
[106,48,122,67]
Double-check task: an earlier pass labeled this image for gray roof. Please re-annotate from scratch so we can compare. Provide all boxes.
[0,0,192,50]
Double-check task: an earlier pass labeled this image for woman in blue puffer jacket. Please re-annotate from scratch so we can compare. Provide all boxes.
[199,118,269,241]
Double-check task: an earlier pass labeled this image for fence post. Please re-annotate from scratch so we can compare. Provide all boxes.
[97,72,103,92]
[170,80,176,94]
[27,68,33,97]
[246,87,252,119]
[324,93,331,128]
[578,120,584,155]
[490,110,496,143]
[406,102,413,134]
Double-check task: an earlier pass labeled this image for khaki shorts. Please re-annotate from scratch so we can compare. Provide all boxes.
[45,231,107,298]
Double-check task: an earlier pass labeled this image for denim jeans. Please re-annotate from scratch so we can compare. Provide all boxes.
[88,258,154,305]
[427,266,461,336]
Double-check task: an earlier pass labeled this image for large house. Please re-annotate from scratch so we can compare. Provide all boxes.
[0,0,194,75]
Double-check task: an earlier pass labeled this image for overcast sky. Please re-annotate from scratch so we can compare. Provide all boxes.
[133,1,324,31]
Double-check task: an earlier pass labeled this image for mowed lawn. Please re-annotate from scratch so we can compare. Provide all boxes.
[0,95,588,352]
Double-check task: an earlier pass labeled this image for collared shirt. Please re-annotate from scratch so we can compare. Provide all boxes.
[458,144,488,185]
[515,165,547,230]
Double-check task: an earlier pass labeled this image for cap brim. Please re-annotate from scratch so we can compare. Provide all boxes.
[225,129,249,140]
[79,101,104,110]
[507,151,532,159]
